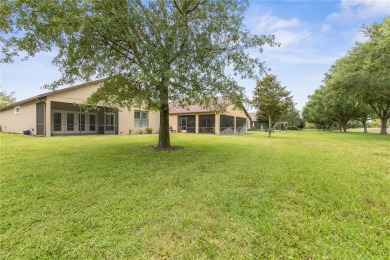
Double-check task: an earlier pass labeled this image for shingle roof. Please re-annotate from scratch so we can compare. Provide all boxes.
[0,79,105,111]
[169,97,231,114]
[248,112,257,122]
[169,97,251,119]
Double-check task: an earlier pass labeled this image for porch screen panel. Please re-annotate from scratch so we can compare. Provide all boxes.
[105,113,115,131]
[236,117,247,134]
[67,113,75,131]
[177,115,196,133]
[186,115,196,133]
[90,115,96,131]
[54,112,62,131]
[79,114,86,131]
[178,116,183,133]
[198,115,215,133]
[36,103,45,135]
[220,115,234,134]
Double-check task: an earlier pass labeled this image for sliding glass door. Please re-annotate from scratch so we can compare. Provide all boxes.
[104,113,115,135]
[52,110,98,134]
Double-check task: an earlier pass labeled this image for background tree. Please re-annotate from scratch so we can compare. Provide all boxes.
[322,82,361,133]
[0,90,16,107]
[302,88,333,131]
[0,0,276,149]
[333,18,390,134]
[252,74,294,138]
[303,18,390,134]
[255,111,269,131]
[281,107,304,129]
[303,83,361,133]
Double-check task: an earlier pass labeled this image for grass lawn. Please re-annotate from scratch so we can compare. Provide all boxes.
[1,131,389,258]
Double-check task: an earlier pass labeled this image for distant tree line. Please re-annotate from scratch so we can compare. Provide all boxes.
[302,17,390,134]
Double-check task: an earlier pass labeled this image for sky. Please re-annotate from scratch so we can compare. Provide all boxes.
[0,0,389,111]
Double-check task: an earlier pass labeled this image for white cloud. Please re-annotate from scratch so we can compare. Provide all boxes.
[274,30,311,48]
[255,15,300,32]
[327,0,390,23]
[250,14,310,48]
[321,24,331,32]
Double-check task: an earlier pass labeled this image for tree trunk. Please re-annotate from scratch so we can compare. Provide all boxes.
[362,120,367,133]
[157,85,171,149]
[369,104,389,135]
[341,122,348,133]
[268,115,272,138]
[379,116,388,135]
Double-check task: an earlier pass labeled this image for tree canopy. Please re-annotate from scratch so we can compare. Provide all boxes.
[0,90,16,108]
[303,17,389,134]
[0,0,276,148]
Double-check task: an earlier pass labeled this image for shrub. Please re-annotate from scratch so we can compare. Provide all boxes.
[305,123,316,129]
[145,128,153,134]
[128,129,133,134]
[287,126,298,130]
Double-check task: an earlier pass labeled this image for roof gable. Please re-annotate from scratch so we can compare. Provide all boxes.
[0,79,105,111]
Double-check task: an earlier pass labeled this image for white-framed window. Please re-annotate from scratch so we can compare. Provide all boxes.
[14,106,21,114]
[134,111,148,127]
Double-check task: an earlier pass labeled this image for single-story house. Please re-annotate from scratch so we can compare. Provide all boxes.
[249,112,268,130]
[169,97,251,134]
[248,112,261,130]
[0,79,160,136]
[1,80,251,136]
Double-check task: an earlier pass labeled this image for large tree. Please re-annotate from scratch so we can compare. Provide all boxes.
[0,0,276,149]
[322,73,362,133]
[333,18,390,134]
[302,83,362,133]
[252,74,294,138]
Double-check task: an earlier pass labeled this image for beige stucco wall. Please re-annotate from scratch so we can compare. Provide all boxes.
[47,83,101,104]
[118,109,160,134]
[0,101,37,134]
[169,115,178,132]
[223,104,250,132]
[224,104,249,119]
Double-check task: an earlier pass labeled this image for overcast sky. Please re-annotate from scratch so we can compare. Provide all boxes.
[0,0,389,111]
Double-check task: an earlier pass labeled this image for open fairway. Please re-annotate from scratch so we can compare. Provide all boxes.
[1,131,389,258]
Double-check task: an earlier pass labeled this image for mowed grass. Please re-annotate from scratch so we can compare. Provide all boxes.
[1,131,389,259]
